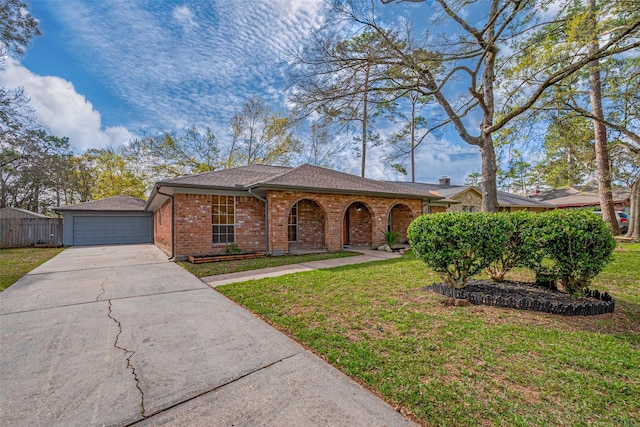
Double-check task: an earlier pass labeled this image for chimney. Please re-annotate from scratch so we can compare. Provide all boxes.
[439,176,451,186]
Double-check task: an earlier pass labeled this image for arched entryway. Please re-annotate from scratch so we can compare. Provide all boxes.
[287,199,326,253]
[343,202,373,248]
[388,203,413,244]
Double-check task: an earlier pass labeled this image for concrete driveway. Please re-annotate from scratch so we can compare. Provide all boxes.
[0,245,414,426]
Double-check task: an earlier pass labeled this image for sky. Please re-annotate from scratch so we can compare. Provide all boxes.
[1,0,482,185]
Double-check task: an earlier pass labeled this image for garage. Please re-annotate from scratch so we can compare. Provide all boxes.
[56,196,153,246]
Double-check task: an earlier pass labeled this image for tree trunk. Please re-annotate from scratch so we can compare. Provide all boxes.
[410,91,416,183]
[480,137,498,212]
[627,177,640,240]
[587,0,620,235]
[480,0,499,212]
[361,64,370,178]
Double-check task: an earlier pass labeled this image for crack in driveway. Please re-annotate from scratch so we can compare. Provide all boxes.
[107,299,146,418]
[124,352,299,426]
[96,278,107,301]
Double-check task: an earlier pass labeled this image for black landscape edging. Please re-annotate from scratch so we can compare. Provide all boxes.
[428,281,615,316]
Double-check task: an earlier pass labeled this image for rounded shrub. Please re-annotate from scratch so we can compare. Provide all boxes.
[526,209,616,294]
[485,211,540,281]
[408,212,512,288]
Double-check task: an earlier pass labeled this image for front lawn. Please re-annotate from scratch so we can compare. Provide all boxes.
[180,251,359,278]
[0,247,64,291]
[218,250,640,426]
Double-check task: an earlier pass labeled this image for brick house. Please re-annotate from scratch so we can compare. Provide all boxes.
[529,186,631,212]
[144,164,443,260]
[389,177,554,213]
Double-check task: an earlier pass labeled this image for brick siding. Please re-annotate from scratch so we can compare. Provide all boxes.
[154,190,423,257]
[289,199,325,251]
[267,190,422,254]
[347,203,372,246]
[154,199,172,255]
[389,204,413,244]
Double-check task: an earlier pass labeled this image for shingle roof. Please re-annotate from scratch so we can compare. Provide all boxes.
[0,207,49,218]
[389,181,554,208]
[258,164,435,197]
[159,164,292,188]
[56,196,147,211]
[530,187,630,207]
[389,182,462,199]
[156,164,440,199]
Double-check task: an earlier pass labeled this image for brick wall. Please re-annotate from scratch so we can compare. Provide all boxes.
[347,203,372,246]
[236,196,266,252]
[428,206,447,214]
[154,199,172,255]
[174,193,213,257]
[267,190,422,253]
[389,204,413,244]
[289,199,325,251]
[168,193,266,258]
[156,190,423,257]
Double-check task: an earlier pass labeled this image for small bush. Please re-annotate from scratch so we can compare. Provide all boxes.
[383,231,400,248]
[224,243,242,255]
[408,212,511,288]
[526,209,616,294]
[485,211,544,281]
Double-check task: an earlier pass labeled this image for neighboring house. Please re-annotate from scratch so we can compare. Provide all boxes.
[389,177,555,213]
[55,196,153,246]
[144,164,443,260]
[529,186,631,212]
[0,207,49,219]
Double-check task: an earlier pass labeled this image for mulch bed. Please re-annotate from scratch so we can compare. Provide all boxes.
[426,280,615,316]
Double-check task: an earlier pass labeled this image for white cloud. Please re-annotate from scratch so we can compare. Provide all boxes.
[0,58,134,151]
[40,0,327,141]
[172,5,197,28]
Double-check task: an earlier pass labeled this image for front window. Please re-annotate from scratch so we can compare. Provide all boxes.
[463,205,475,212]
[288,202,298,241]
[212,195,235,244]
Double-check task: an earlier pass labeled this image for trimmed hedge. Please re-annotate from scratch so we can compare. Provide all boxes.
[526,209,616,294]
[485,211,541,282]
[407,212,512,288]
[408,210,616,294]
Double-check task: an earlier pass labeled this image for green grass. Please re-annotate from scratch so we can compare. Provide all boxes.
[0,247,64,291]
[180,251,359,278]
[617,242,640,252]
[218,250,640,426]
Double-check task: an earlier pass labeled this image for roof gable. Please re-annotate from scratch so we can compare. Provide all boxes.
[450,186,482,200]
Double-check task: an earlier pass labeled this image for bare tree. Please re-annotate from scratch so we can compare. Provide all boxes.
[229,97,302,167]
[295,0,640,211]
[291,29,391,177]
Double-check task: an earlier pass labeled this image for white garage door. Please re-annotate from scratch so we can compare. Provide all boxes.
[73,215,153,245]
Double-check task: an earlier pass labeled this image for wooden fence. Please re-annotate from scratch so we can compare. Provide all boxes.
[0,218,63,248]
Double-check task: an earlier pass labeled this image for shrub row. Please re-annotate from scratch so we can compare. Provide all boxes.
[407,210,616,294]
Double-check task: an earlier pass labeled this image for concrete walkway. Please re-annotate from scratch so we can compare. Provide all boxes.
[203,248,401,287]
[0,245,413,426]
